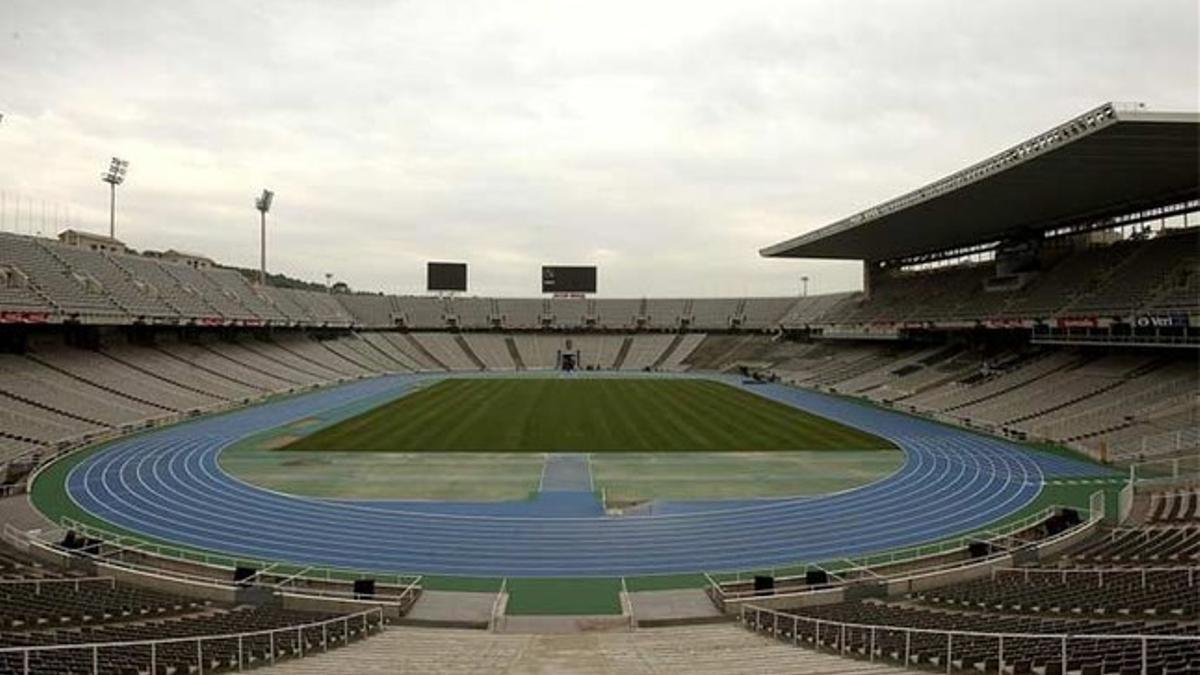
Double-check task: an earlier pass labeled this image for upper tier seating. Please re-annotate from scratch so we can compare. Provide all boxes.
[0,234,124,319]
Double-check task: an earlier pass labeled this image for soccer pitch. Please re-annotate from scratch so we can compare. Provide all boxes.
[280,378,896,453]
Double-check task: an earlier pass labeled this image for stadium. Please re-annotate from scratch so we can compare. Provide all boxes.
[2,6,1200,675]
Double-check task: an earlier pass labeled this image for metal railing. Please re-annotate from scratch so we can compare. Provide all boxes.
[54,516,421,590]
[0,606,384,675]
[1118,478,1135,523]
[708,502,1091,604]
[991,565,1198,588]
[1128,454,1200,485]
[740,603,1200,675]
[1029,380,1196,441]
[6,521,422,612]
[0,576,116,592]
[1112,428,1200,462]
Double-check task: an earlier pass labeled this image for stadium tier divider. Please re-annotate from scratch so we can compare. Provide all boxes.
[0,602,387,674]
[4,520,423,615]
[739,601,1199,675]
[709,494,1105,613]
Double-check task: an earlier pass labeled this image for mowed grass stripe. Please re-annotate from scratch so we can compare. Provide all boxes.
[281,379,896,452]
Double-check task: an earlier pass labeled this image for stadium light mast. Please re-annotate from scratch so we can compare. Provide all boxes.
[800,275,810,297]
[100,157,129,239]
[255,189,274,286]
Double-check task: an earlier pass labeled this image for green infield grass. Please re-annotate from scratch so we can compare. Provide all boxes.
[593,450,903,503]
[278,378,895,453]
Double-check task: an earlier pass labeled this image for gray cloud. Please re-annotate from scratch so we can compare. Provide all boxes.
[1,0,1196,297]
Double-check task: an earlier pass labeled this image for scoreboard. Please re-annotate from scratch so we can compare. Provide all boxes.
[427,262,468,292]
[541,266,596,294]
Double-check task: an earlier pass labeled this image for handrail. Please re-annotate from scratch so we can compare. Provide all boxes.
[57,516,421,588]
[0,606,384,656]
[1127,453,1200,486]
[711,503,1069,597]
[0,576,116,591]
[1030,379,1196,438]
[20,528,420,608]
[488,577,508,632]
[743,603,1200,645]
[742,603,1200,675]
[714,498,1102,606]
[991,565,1198,587]
[994,565,1200,576]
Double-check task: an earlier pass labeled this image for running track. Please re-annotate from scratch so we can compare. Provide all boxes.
[64,374,1112,577]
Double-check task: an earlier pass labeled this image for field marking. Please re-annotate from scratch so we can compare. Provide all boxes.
[55,371,1112,576]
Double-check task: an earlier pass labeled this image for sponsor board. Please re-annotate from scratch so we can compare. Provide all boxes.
[1056,316,1099,328]
[0,311,51,324]
[1132,313,1189,329]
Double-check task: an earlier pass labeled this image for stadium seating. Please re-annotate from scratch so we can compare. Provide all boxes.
[4,228,1199,331]
[910,569,1198,618]
[596,298,642,329]
[0,543,382,675]
[0,233,125,320]
[751,600,1199,674]
[410,333,480,371]
[447,297,492,329]
[619,335,676,371]
[461,334,516,370]
[1064,527,1200,564]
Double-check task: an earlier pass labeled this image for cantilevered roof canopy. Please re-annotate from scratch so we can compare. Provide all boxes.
[761,103,1200,262]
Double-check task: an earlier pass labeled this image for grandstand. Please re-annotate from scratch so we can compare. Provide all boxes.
[0,101,1196,673]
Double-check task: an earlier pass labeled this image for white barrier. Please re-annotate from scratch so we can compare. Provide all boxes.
[741,603,1200,675]
[0,607,384,675]
[710,495,1102,610]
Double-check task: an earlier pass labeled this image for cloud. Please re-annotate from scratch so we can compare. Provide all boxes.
[0,0,1196,297]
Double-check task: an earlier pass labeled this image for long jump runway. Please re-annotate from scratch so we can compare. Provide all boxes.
[63,374,1110,577]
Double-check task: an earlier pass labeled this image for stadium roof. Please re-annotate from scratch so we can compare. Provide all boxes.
[761,102,1200,262]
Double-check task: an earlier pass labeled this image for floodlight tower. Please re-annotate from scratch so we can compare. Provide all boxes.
[101,157,129,239]
[255,189,275,286]
[800,275,810,297]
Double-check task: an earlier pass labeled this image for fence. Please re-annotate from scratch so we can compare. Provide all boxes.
[0,606,384,675]
[54,516,421,590]
[1111,427,1200,462]
[991,565,1198,588]
[709,499,1098,605]
[1128,453,1200,485]
[0,576,116,593]
[1030,378,1196,442]
[741,603,1200,675]
[7,521,421,610]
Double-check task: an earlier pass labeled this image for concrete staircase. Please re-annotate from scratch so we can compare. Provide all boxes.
[611,337,633,370]
[265,624,905,674]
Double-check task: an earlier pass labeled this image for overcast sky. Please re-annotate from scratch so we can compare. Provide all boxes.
[1,1,1196,297]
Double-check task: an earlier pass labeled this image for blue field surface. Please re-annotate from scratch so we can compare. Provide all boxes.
[64,373,1114,577]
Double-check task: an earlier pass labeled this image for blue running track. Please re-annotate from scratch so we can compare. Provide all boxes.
[63,374,1111,577]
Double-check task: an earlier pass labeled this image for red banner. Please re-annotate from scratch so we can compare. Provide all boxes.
[0,311,51,324]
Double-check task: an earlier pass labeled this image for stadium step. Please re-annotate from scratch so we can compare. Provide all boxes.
[404,333,450,370]
[454,334,488,370]
[505,336,527,370]
[612,337,633,369]
[650,333,686,369]
[263,624,908,674]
